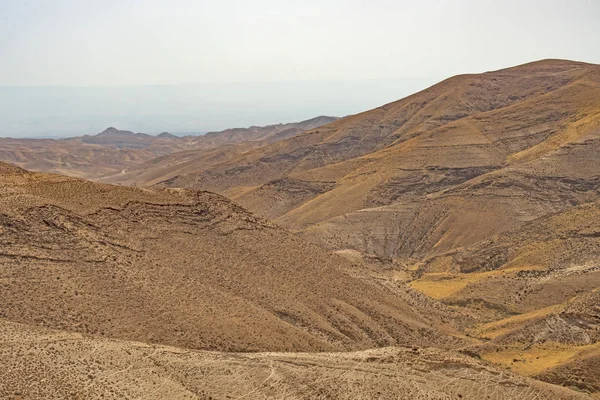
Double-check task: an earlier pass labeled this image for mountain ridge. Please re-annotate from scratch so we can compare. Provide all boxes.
[155,59,600,261]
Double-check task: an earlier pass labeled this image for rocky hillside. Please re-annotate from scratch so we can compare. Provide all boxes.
[0,162,466,353]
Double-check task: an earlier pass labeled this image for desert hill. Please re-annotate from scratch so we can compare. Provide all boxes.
[198,115,339,146]
[0,161,594,397]
[0,127,192,179]
[2,59,600,398]
[6,162,587,398]
[0,162,468,353]
[126,59,600,396]
[0,137,156,179]
[158,60,600,262]
[72,127,192,155]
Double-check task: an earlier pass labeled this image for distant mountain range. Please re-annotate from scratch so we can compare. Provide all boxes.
[0,116,337,179]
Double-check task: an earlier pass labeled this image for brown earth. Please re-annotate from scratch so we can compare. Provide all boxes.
[144,59,600,396]
[0,319,589,400]
[73,127,192,153]
[0,137,158,179]
[405,200,600,395]
[0,160,594,398]
[99,116,338,187]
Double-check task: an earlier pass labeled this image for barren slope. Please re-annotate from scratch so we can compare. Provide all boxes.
[197,115,338,147]
[73,127,192,154]
[0,117,336,183]
[0,319,589,400]
[0,137,158,179]
[413,200,600,311]
[0,162,467,353]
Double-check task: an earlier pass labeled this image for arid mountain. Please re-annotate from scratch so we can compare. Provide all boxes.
[0,162,468,354]
[73,127,193,154]
[0,163,595,398]
[100,116,338,186]
[6,162,584,398]
[98,142,271,187]
[198,115,339,147]
[160,59,600,261]
[2,59,599,398]
[0,128,191,179]
[126,59,600,397]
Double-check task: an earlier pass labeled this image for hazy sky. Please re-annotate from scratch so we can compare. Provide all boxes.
[0,0,599,136]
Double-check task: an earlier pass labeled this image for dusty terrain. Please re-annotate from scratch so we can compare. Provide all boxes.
[403,200,600,394]
[4,162,584,399]
[100,116,338,187]
[0,319,588,400]
[0,136,157,179]
[0,165,595,399]
[135,59,600,397]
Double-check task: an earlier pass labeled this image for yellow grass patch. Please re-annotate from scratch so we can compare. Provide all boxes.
[408,266,542,300]
[468,304,563,339]
[409,274,476,299]
[482,342,600,376]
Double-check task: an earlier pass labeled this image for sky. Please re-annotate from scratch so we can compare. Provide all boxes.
[1,0,599,136]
